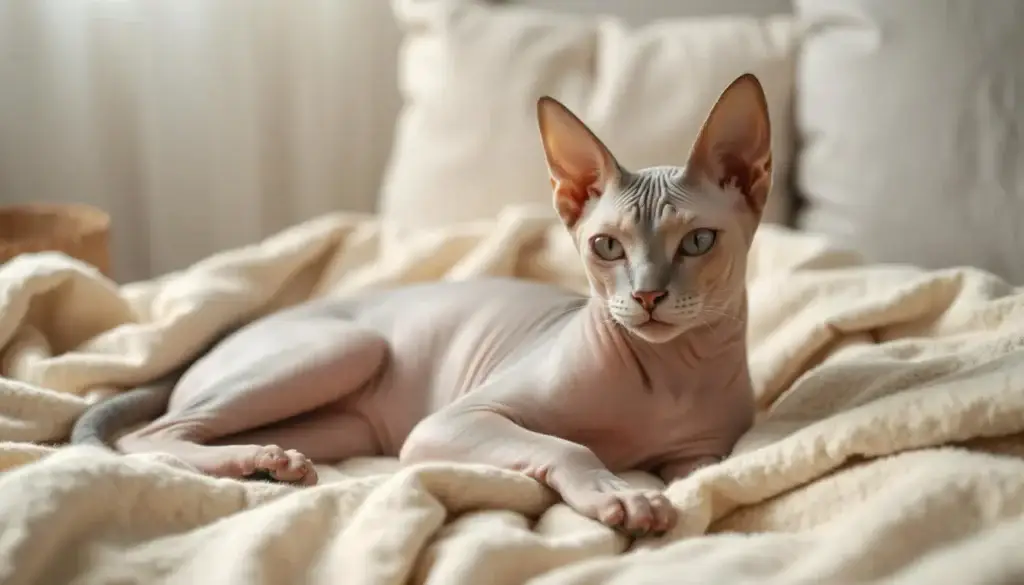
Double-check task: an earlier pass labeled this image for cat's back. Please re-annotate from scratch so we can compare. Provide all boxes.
[348,276,583,330]
[355,277,584,371]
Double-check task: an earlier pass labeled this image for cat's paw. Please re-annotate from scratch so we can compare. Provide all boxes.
[560,470,676,535]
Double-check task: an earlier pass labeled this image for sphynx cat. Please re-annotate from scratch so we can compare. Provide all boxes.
[72,73,772,536]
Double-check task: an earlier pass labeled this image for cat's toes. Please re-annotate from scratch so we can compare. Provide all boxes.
[562,472,677,536]
[250,445,318,485]
[592,490,673,535]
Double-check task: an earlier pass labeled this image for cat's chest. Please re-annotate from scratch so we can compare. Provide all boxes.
[562,390,693,451]
[529,359,708,470]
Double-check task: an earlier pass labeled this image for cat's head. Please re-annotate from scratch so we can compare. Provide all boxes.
[536,74,772,344]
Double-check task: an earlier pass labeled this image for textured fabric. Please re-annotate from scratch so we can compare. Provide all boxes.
[794,0,1024,284]
[379,0,799,251]
[1,209,1024,584]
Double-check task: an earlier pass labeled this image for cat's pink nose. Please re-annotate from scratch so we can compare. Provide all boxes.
[632,290,667,312]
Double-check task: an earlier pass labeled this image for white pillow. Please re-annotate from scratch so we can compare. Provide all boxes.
[380,0,799,246]
[795,1,1024,284]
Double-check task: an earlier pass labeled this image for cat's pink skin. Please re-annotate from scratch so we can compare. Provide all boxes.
[111,73,772,535]
[117,278,753,535]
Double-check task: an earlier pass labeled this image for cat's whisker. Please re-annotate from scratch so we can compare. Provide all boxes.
[702,311,741,323]
[697,299,744,322]
[696,312,715,336]
[699,313,742,330]
[699,307,742,321]
[602,313,635,336]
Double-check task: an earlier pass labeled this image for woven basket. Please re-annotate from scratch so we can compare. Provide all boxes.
[0,203,112,277]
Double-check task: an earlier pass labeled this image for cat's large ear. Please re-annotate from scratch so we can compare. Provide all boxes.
[536,96,621,228]
[682,73,772,217]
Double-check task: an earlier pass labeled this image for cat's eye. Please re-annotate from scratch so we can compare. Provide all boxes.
[678,228,717,257]
[590,235,625,261]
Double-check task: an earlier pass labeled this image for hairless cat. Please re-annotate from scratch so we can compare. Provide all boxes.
[72,74,772,536]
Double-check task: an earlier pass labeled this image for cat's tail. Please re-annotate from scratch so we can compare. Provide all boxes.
[69,368,186,448]
[70,328,238,449]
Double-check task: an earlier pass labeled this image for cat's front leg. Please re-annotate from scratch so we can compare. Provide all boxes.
[401,408,676,536]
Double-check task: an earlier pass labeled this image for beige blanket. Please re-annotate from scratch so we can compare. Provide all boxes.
[2,206,1023,585]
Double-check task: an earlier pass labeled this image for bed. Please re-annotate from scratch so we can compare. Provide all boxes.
[1,209,1023,584]
[2,0,1024,582]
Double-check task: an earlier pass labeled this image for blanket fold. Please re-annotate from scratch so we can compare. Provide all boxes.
[1,206,1022,585]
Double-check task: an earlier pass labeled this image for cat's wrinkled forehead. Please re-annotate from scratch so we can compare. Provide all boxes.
[597,165,702,230]
[538,73,772,233]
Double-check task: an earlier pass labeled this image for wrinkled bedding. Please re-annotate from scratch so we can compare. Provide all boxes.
[1,207,1023,585]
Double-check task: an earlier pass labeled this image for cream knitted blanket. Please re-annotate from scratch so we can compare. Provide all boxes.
[1,207,1022,585]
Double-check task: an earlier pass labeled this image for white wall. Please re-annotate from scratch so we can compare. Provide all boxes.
[0,0,789,282]
[0,0,402,281]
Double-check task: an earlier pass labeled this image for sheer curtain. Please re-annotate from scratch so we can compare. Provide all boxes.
[0,0,402,282]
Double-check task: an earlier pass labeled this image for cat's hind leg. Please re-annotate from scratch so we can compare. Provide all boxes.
[116,312,388,485]
[212,409,383,485]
